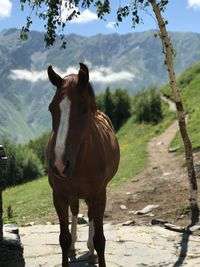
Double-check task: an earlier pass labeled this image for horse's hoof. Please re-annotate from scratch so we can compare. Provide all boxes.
[88,254,98,264]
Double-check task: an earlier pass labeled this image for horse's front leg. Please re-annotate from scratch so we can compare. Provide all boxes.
[69,199,79,253]
[53,192,71,267]
[92,192,107,267]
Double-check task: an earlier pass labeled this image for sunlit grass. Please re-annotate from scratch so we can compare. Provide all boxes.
[3,177,54,226]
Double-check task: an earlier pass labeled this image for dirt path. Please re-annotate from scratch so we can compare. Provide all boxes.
[104,98,200,226]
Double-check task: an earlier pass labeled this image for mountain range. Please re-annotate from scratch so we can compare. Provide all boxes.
[1,28,200,143]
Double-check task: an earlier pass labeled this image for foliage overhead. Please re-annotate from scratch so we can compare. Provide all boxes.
[20,0,169,47]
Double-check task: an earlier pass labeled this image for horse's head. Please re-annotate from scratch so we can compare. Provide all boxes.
[47,63,96,178]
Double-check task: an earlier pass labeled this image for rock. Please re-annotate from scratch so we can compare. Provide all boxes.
[3,224,19,234]
[131,179,139,183]
[122,220,135,226]
[151,219,168,225]
[156,141,163,146]
[0,232,24,267]
[145,213,155,217]
[169,146,180,152]
[77,214,87,224]
[3,232,21,246]
[25,222,34,227]
[120,205,128,210]
[131,204,159,215]
[188,225,200,233]
[152,166,158,170]
[164,223,185,232]
[163,172,171,177]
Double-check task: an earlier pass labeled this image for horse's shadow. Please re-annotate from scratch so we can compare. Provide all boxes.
[69,252,98,266]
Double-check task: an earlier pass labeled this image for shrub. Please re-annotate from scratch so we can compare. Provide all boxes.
[112,88,131,131]
[96,87,131,131]
[134,87,163,124]
[27,132,49,166]
[1,139,44,188]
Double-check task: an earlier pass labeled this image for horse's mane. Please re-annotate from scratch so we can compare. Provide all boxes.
[96,111,115,130]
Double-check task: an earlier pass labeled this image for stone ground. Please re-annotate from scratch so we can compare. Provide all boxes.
[19,223,200,267]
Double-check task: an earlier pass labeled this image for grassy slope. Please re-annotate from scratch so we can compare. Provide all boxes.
[3,178,54,226]
[162,61,200,152]
[3,102,175,225]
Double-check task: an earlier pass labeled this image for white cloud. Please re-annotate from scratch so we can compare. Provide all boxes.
[70,9,98,24]
[106,21,116,29]
[0,0,12,19]
[188,0,200,9]
[10,66,135,84]
[10,69,47,83]
[90,66,134,83]
[61,1,97,24]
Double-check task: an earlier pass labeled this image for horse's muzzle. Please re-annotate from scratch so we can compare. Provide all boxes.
[50,158,73,178]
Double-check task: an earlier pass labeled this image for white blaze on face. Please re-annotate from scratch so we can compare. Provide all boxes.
[55,96,71,173]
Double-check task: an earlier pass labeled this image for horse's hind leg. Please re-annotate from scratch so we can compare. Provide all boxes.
[92,192,107,267]
[70,199,79,252]
[53,193,71,267]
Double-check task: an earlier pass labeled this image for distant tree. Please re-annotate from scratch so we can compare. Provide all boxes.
[113,88,131,131]
[2,140,44,187]
[96,87,131,131]
[96,92,104,111]
[135,87,163,124]
[149,89,163,123]
[103,87,115,123]
[27,132,49,167]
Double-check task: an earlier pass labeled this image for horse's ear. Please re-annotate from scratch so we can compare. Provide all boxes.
[78,63,89,85]
[47,65,63,88]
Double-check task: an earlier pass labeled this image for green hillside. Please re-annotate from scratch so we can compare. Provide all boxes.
[3,101,175,225]
[162,61,200,152]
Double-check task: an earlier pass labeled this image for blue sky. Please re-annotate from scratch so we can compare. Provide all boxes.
[0,0,200,36]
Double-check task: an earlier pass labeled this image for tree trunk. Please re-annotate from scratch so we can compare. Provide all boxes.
[149,0,199,225]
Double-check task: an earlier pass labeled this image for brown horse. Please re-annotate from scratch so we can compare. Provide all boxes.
[46,63,120,267]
